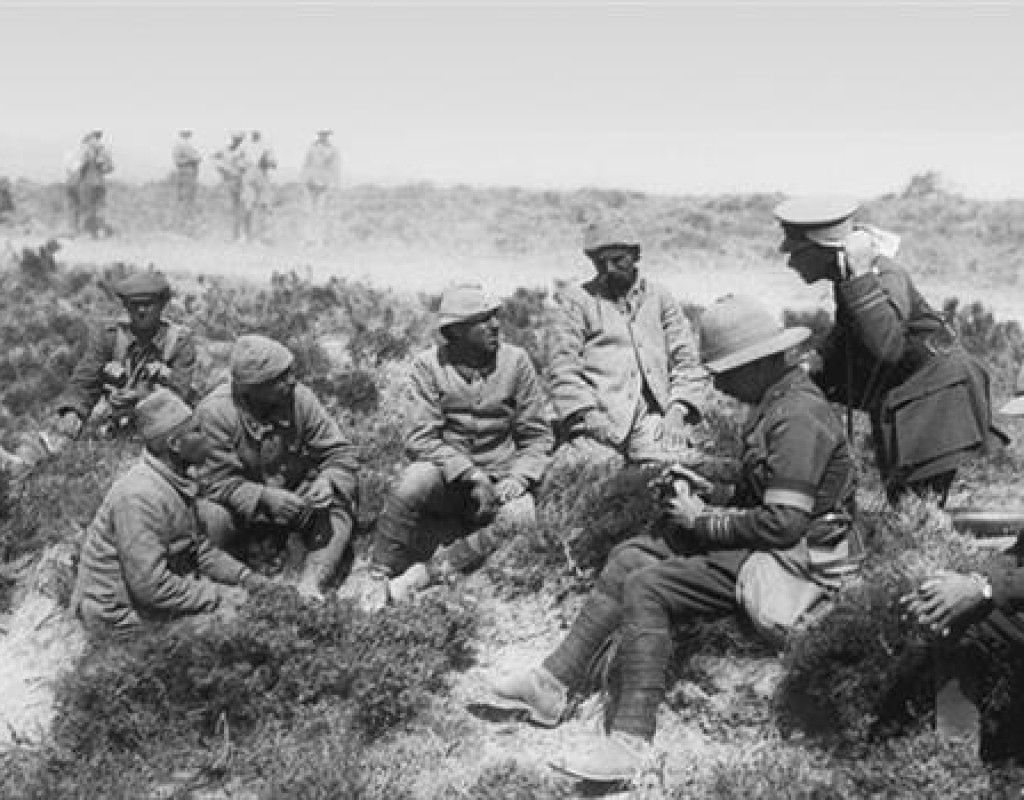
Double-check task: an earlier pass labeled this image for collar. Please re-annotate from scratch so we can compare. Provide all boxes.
[744,367,806,433]
[142,451,198,500]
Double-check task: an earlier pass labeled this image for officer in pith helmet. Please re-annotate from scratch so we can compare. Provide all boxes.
[774,196,996,505]
[546,215,704,469]
[348,282,553,609]
[0,269,197,479]
[484,295,860,782]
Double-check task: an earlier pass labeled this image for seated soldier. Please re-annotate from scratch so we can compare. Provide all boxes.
[900,381,1024,751]
[71,389,265,633]
[195,334,359,600]
[0,270,197,477]
[357,283,553,606]
[547,217,704,467]
[485,295,862,782]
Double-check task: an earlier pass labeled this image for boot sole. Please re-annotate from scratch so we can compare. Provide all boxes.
[484,694,562,728]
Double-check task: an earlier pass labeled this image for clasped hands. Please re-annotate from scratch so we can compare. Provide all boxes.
[467,471,526,524]
[259,477,334,526]
[899,571,991,638]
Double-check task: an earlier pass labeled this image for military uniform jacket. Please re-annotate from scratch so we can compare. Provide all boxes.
[71,453,248,630]
[196,382,359,522]
[406,343,553,486]
[816,256,992,481]
[692,368,859,585]
[301,141,341,190]
[56,318,197,420]
[547,276,703,444]
[172,139,202,171]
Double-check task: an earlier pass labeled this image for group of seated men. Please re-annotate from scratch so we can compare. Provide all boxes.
[6,199,1024,780]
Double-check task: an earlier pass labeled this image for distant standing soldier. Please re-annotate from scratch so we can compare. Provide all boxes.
[247,130,277,241]
[71,389,267,634]
[212,131,253,243]
[0,176,14,222]
[300,129,341,246]
[774,197,996,505]
[64,130,114,238]
[171,129,202,230]
[0,270,198,477]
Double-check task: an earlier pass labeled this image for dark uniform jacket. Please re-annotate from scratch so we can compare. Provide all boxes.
[815,256,992,483]
[406,343,553,487]
[692,367,859,586]
[56,318,197,420]
[196,382,359,522]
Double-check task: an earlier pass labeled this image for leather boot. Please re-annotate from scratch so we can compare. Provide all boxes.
[487,665,568,727]
[550,731,650,782]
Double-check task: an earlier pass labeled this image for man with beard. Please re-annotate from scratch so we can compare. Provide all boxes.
[353,283,553,606]
[195,334,359,600]
[547,217,704,467]
[71,389,265,633]
[0,270,197,478]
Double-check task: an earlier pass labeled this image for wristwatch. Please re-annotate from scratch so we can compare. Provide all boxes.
[970,572,993,602]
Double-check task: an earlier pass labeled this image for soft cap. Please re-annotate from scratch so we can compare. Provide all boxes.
[436,283,500,328]
[135,388,193,442]
[230,334,295,385]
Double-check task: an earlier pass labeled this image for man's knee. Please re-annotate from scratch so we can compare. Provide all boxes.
[496,493,536,528]
[596,538,666,598]
[197,500,236,549]
[390,461,444,508]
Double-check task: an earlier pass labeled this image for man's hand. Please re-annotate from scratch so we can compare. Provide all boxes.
[495,476,528,504]
[240,569,274,592]
[584,409,617,447]
[53,411,83,439]
[108,387,143,411]
[258,487,308,525]
[218,585,249,609]
[663,488,705,531]
[659,404,695,452]
[662,464,714,499]
[300,477,334,510]
[468,472,499,524]
[900,571,991,637]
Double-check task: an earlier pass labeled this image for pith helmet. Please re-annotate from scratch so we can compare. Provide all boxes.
[582,217,641,254]
[436,283,500,328]
[113,270,172,301]
[1000,365,1024,415]
[699,294,810,374]
[774,197,859,251]
[134,388,193,443]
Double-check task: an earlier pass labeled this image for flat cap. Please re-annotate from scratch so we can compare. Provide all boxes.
[230,334,295,385]
[113,271,172,300]
[134,388,193,442]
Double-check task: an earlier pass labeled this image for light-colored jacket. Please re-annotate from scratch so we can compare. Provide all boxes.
[71,453,248,630]
[406,343,553,486]
[300,141,341,190]
[547,276,704,443]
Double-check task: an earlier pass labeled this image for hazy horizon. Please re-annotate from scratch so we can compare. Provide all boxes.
[2,2,1022,200]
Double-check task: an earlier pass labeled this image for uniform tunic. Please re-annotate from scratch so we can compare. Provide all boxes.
[815,255,992,487]
[547,276,703,446]
[56,318,197,421]
[71,453,249,631]
[543,367,859,740]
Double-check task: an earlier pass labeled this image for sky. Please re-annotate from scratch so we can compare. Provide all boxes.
[1,1,1022,198]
